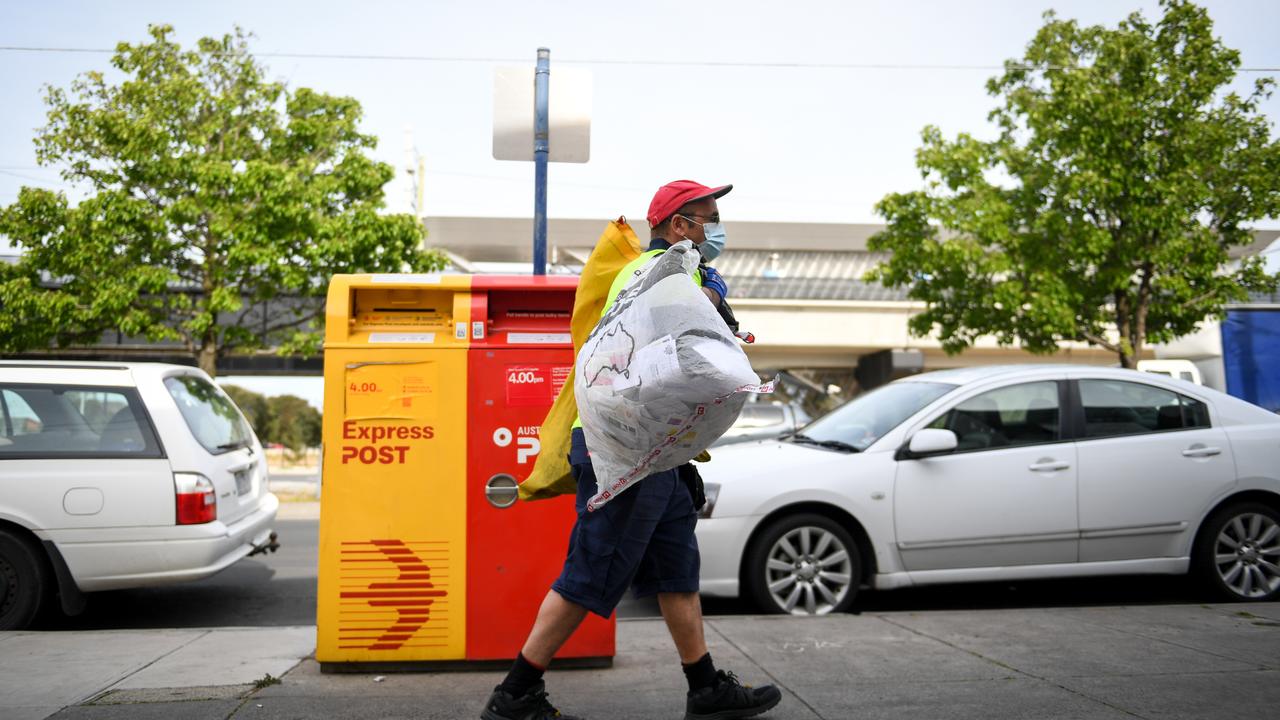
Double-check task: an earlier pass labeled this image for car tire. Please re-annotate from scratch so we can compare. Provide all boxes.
[1194,501,1280,602]
[0,528,50,630]
[745,513,860,615]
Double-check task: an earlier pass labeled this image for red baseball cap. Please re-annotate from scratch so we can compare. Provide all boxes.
[646,179,733,227]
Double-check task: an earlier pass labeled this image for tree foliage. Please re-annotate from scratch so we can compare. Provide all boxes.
[266,394,322,452]
[0,25,444,375]
[220,384,321,450]
[867,0,1280,368]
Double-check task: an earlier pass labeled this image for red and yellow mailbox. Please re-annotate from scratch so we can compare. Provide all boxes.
[317,273,614,670]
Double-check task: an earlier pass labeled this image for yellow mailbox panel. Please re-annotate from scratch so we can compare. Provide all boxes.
[317,274,472,664]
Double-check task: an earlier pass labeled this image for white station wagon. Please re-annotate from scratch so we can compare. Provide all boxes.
[695,365,1280,614]
[0,361,279,629]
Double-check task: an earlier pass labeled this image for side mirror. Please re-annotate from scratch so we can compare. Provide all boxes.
[900,429,958,459]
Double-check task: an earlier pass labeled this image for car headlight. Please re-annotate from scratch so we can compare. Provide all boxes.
[698,482,721,519]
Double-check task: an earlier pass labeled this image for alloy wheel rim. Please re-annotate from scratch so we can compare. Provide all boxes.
[1214,512,1280,599]
[765,526,852,615]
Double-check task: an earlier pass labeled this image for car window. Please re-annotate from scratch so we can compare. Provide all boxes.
[61,389,132,433]
[927,381,1060,452]
[0,385,161,458]
[1184,395,1210,428]
[164,375,253,454]
[1079,380,1210,439]
[801,381,955,451]
[1,390,41,436]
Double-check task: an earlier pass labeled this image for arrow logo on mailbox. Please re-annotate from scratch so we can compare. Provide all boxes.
[337,539,450,651]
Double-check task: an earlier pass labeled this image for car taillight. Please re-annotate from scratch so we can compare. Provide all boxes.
[174,472,217,525]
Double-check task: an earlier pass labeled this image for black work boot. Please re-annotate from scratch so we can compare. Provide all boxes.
[480,679,583,720]
[685,670,782,720]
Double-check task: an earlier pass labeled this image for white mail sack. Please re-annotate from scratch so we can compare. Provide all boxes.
[574,240,775,511]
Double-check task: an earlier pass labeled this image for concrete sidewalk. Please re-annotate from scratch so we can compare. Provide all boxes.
[0,626,314,720]
[4,602,1279,719]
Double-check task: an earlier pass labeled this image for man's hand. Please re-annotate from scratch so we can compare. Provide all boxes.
[699,265,728,306]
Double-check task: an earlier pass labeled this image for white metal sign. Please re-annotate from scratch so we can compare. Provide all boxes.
[493,66,592,163]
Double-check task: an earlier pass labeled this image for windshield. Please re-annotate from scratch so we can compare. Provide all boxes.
[164,375,254,454]
[796,381,955,451]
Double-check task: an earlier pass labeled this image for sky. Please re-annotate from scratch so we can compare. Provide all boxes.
[3,0,1279,405]
[3,1,1278,228]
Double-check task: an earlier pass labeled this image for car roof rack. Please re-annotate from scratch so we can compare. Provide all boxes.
[0,362,131,370]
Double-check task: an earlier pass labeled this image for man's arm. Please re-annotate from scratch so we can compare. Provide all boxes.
[698,265,741,332]
[699,265,727,308]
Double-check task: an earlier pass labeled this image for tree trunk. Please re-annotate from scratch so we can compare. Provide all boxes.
[1128,323,1145,371]
[1115,291,1136,369]
[1131,263,1152,374]
[198,341,218,377]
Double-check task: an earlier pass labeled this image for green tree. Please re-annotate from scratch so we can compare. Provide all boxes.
[867,1,1280,368]
[0,24,444,375]
[266,394,321,452]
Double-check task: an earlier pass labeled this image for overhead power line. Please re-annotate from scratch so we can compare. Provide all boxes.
[0,45,1275,72]
[0,168,67,184]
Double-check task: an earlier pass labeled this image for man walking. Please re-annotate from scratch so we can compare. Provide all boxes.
[481,180,782,720]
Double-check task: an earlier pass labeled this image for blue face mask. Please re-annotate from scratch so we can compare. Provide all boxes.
[680,216,727,261]
[699,222,727,261]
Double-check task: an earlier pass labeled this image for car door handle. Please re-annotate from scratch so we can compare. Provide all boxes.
[1182,446,1222,458]
[1029,460,1070,472]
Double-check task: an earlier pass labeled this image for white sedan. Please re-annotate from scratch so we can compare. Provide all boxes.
[695,364,1280,615]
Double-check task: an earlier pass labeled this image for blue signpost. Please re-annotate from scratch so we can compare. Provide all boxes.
[533,48,550,276]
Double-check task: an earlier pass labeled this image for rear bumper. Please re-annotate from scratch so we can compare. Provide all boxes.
[57,493,280,592]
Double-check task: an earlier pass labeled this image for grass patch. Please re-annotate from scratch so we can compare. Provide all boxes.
[253,673,282,690]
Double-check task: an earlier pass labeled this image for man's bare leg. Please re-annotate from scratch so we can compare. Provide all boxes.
[484,590,587,718]
[520,589,590,667]
[660,590,782,717]
[657,591,708,663]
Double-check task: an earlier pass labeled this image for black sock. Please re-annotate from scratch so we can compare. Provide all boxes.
[499,652,546,697]
[682,652,718,692]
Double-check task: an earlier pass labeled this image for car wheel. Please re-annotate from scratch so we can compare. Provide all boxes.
[1195,502,1280,602]
[0,529,50,630]
[746,513,860,615]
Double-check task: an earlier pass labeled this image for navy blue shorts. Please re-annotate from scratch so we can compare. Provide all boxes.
[551,428,700,618]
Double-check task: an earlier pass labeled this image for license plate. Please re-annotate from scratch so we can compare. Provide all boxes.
[234,469,253,496]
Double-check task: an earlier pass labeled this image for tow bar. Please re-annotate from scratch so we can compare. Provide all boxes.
[248,531,280,557]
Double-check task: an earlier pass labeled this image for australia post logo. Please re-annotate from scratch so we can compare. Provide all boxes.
[341,421,435,464]
[492,425,540,464]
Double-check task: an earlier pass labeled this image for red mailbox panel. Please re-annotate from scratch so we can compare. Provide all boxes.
[465,276,615,661]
